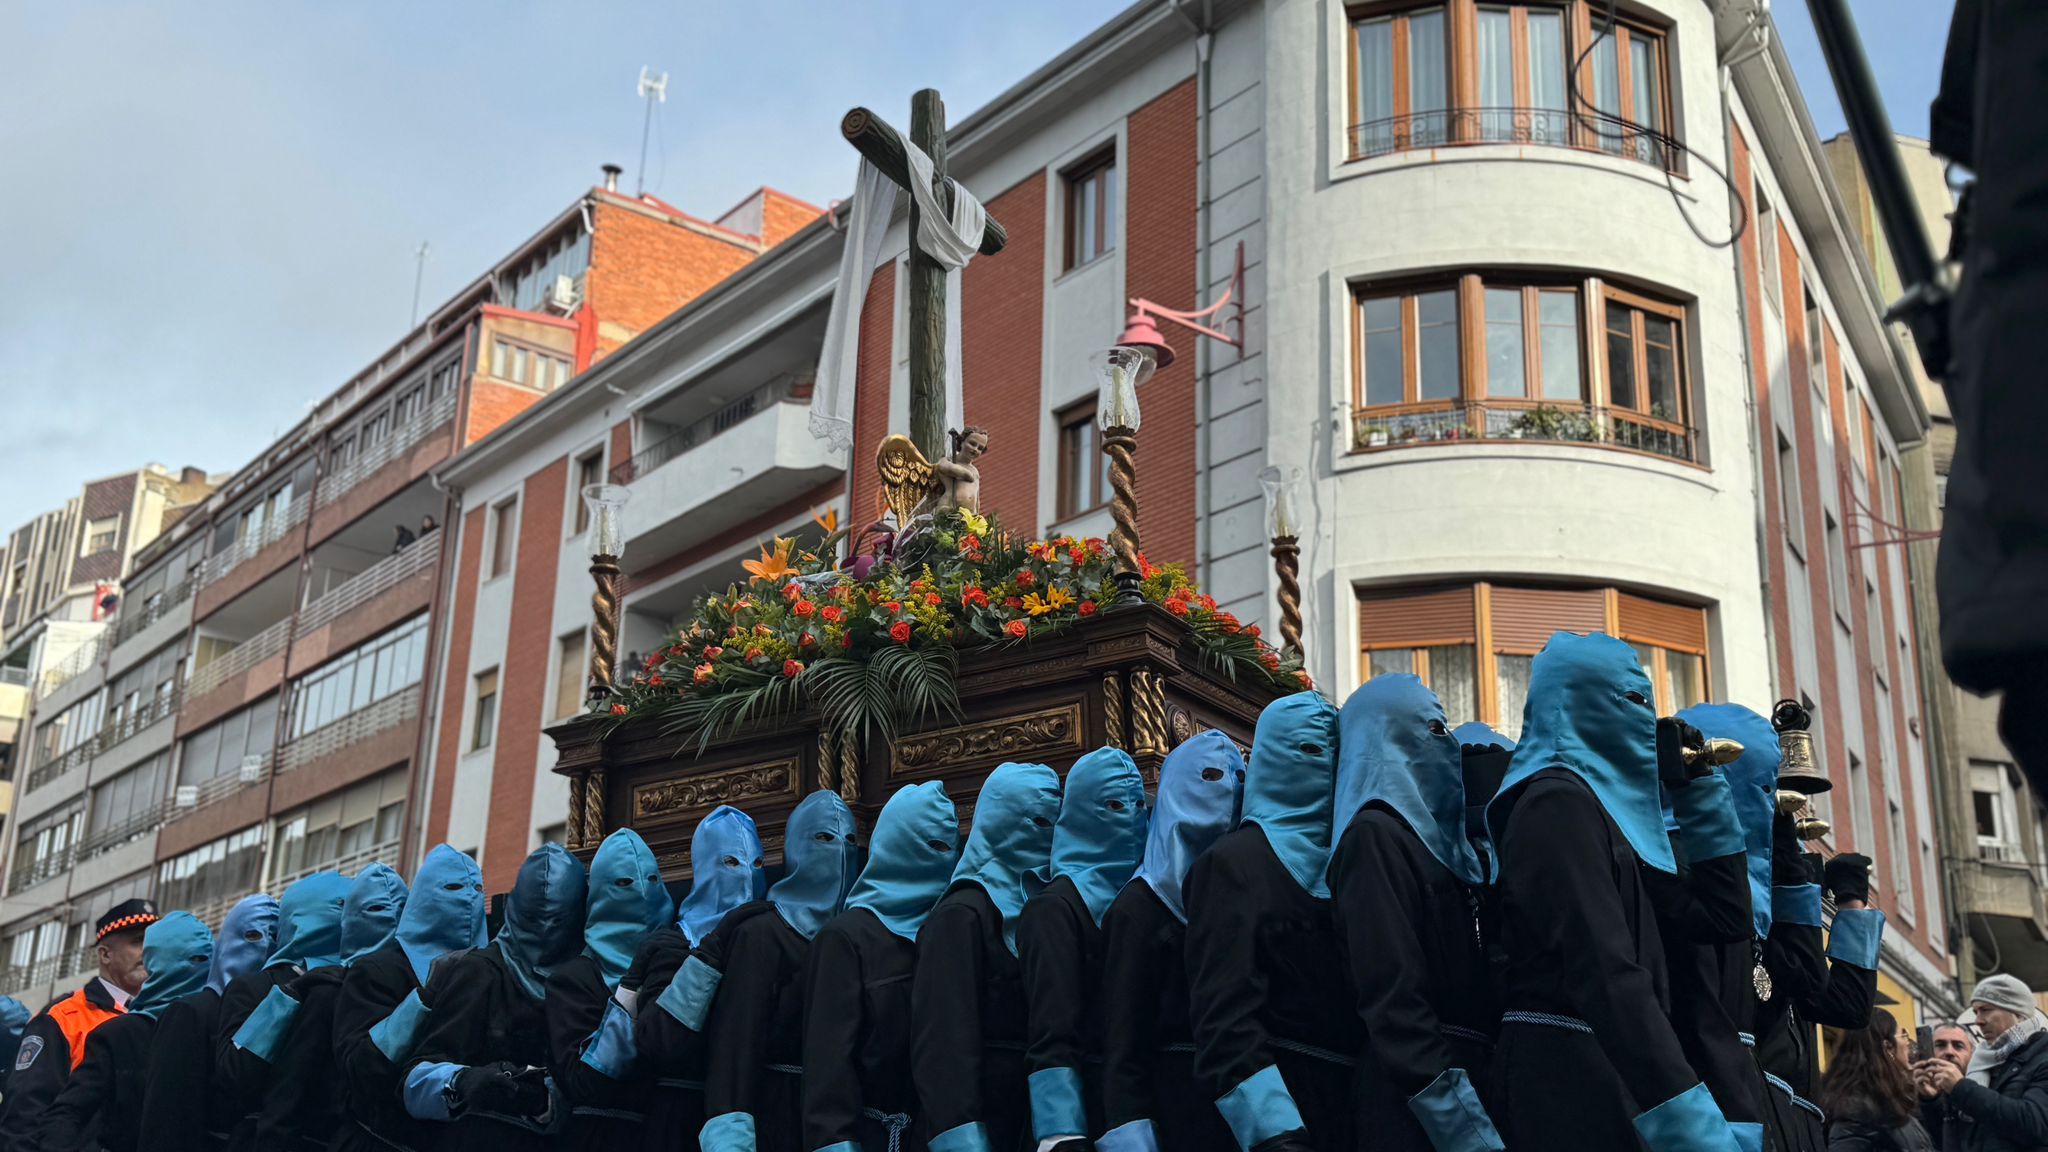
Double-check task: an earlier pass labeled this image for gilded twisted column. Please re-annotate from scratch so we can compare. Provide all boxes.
[1130,670,1167,760]
[1101,427,1142,601]
[816,729,838,794]
[567,771,588,851]
[588,556,622,703]
[1270,535,1302,658]
[1102,673,1126,750]
[838,733,861,807]
[584,767,607,846]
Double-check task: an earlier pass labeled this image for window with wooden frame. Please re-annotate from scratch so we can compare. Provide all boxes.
[472,669,499,751]
[1356,282,1463,409]
[1063,149,1117,271]
[1359,581,1709,739]
[1348,3,1453,156]
[1600,286,1687,426]
[1055,399,1111,521]
[571,451,604,536]
[1483,284,1585,402]
[488,499,518,581]
[1586,10,1672,165]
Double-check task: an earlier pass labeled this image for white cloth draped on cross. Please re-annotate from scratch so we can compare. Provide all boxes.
[809,122,988,453]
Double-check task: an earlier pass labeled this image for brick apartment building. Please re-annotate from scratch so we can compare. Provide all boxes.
[0,176,819,1005]
[418,0,1960,1022]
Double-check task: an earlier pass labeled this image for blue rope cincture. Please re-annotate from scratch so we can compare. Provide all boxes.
[1762,1072,1825,1120]
[1501,1011,1594,1035]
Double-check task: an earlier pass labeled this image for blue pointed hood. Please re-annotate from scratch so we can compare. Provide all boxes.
[584,829,674,987]
[771,790,860,939]
[1337,675,1487,886]
[1133,730,1244,922]
[848,781,960,940]
[0,997,28,1044]
[948,761,1062,953]
[1487,632,1672,873]
[1051,748,1149,926]
[130,912,215,1019]
[497,842,589,1001]
[1240,691,1342,898]
[1679,702,1780,938]
[269,871,351,970]
[1454,722,1515,751]
[208,894,279,994]
[341,864,409,964]
[396,845,488,984]
[676,805,766,946]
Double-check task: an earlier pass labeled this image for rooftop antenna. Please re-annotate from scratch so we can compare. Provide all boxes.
[409,241,431,327]
[636,66,668,198]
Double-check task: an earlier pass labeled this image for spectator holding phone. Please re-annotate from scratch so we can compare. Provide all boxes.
[1822,1008,1934,1151]
[1920,1023,1977,1152]
[1915,975,2048,1152]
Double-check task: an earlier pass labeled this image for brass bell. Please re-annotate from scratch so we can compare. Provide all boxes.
[1683,737,1746,769]
[1771,699,1834,795]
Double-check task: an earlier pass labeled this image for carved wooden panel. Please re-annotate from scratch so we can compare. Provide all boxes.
[890,702,1086,779]
[632,758,800,825]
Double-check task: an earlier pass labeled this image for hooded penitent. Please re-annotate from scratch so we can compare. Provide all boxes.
[269,871,353,970]
[948,761,1063,953]
[1336,674,1487,887]
[770,790,860,940]
[847,780,960,940]
[208,894,281,994]
[1487,632,1673,874]
[676,805,767,947]
[395,844,489,983]
[585,828,675,987]
[1679,702,1780,939]
[129,912,215,1019]
[499,841,590,1001]
[1132,729,1244,923]
[341,863,411,964]
[1456,722,1517,845]
[1239,690,1343,898]
[1050,748,1149,926]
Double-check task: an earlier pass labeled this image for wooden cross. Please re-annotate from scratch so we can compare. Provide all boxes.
[841,90,1009,462]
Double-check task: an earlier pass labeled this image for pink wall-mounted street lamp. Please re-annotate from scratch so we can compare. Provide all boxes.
[1113,240,1246,368]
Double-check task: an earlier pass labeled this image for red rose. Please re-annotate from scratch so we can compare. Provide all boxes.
[1016,570,1037,588]
[1004,619,1029,639]
[799,631,817,648]
[783,659,805,678]
[1215,611,1240,632]
[821,604,844,623]
[885,600,903,614]
[1200,594,1218,611]
[726,625,740,638]
[745,646,765,662]
[841,632,854,649]
[610,703,628,716]
[703,645,724,659]
[784,581,803,601]
[647,675,664,687]
[1244,624,1261,638]
[1077,600,1098,617]
[1165,598,1190,617]
[1294,670,1313,688]
[794,600,816,618]
[693,663,715,685]
[890,620,913,644]
[961,586,989,608]
[925,592,942,607]
[1005,596,1024,610]
[1261,651,1281,672]
[960,533,982,553]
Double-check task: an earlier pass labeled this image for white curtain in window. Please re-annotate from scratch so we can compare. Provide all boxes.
[1495,653,1533,741]
[1356,18,1394,154]
[1527,11,1568,143]
[1409,8,1449,148]
[1477,11,1513,109]
[1428,645,1480,725]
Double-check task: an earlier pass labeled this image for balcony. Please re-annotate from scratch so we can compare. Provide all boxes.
[616,378,843,562]
[1350,399,1697,465]
[278,690,419,774]
[171,750,272,818]
[188,617,290,700]
[0,666,27,687]
[36,635,105,702]
[297,529,437,637]
[76,802,170,862]
[271,837,401,894]
[199,493,309,590]
[1346,107,1685,176]
[318,390,458,509]
[8,844,78,895]
[25,741,93,794]
[1962,852,2048,988]
[110,576,194,651]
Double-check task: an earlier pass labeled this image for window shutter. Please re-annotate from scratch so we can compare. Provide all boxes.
[1358,585,1476,647]
[1489,586,1606,652]
[1617,592,1707,652]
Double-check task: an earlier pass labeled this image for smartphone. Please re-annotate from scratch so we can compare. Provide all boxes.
[1914,1024,1935,1063]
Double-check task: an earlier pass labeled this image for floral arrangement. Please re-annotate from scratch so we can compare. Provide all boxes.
[606,507,1307,752]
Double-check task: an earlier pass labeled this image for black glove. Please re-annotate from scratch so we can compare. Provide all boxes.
[1656,717,1708,789]
[1045,1141,1093,1152]
[1771,812,1810,886]
[1252,1133,1317,1152]
[1824,853,1874,905]
[450,1062,549,1118]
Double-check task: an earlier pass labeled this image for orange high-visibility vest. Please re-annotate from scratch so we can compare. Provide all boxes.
[47,986,121,1070]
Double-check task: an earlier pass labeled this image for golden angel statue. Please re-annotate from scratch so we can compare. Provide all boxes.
[875,426,990,527]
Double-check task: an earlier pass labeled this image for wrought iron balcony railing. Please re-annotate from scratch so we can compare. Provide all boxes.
[99,683,182,753]
[1346,106,1684,176]
[317,390,458,508]
[8,843,79,894]
[76,801,171,861]
[25,742,94,794]
[110,577,195,650]
[1351,399,1696,464]
[611,373,812,484]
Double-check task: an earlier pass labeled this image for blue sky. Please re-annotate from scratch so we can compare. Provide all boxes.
[0,0,1955,532]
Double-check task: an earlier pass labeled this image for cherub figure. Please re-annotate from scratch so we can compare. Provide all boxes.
[927,425,989,517]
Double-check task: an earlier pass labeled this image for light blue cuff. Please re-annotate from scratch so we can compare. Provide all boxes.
[700,1110,757,1152]
[1773,884,1823,928]
[1730,1121,1764,1152]
[812,1144,861,1152]
[231,985,301,1063]
[1827,907,1885,970]
[371,989,429,1064]
[656,955,722,1031]
[1216,1064,1305,1151]
[1632,1083,1741,1152]
[581,995,637,1079]
[1407,1067,1505,1152]
[1029,1065,1087,1140]
[928,1121,993,1152]
[1671,774,1745,861]
[1098,1118,1162,1152]
[403,1061,463,1121]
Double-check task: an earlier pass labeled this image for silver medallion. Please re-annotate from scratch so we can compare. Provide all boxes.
[1752,962,1774,1002]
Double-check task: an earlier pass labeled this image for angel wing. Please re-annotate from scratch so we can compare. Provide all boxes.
[875,434,941,527]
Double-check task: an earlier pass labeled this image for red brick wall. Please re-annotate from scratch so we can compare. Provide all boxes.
[481,457,568,891]
[1125,79,1200,568]
[466,379,549,446]
[760,191,826,249]
[427,505,487,847]
[962,173,1046,532]
[587,200,761,359]
[848,262,897,532]
[610,420,633,479]
[1730,130,1797,689]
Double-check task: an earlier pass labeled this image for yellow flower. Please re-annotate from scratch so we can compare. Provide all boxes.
[1023,585,1074,616]
[811,506,838,534]
[742,537,797,584]
[1042,585,1074,611]
[958,509,990,537]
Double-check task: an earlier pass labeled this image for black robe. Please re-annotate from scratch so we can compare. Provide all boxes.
[249,966,348,1150]
[403,942,553,1152]
[701,911,811,1152]
[141,987,227,1152]
[1644,833,1769,1136]
[801,907,928,1152]
[1185,825,1361,1152]
[1099,881,1234,1151]
[37,1010,154,1152]
[545,953,650,1150]
[633,905,774,1152]
[332,940,433,1152]
[1328,807,1500,1152]
[1490,770,1710,1151]
[213,962,300,1150]
[0,978,123,1151]
[1018,876,1108,1142]
[1754,908,1877,1152]
[911,885,1030,1151]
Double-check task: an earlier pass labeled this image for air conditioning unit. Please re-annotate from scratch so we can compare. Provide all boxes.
[544,274,581,315]
[175,785,198,809]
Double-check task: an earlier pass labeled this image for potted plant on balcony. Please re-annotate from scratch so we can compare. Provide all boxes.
[1361,422,1391,448]
[1508,404,1595,443]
